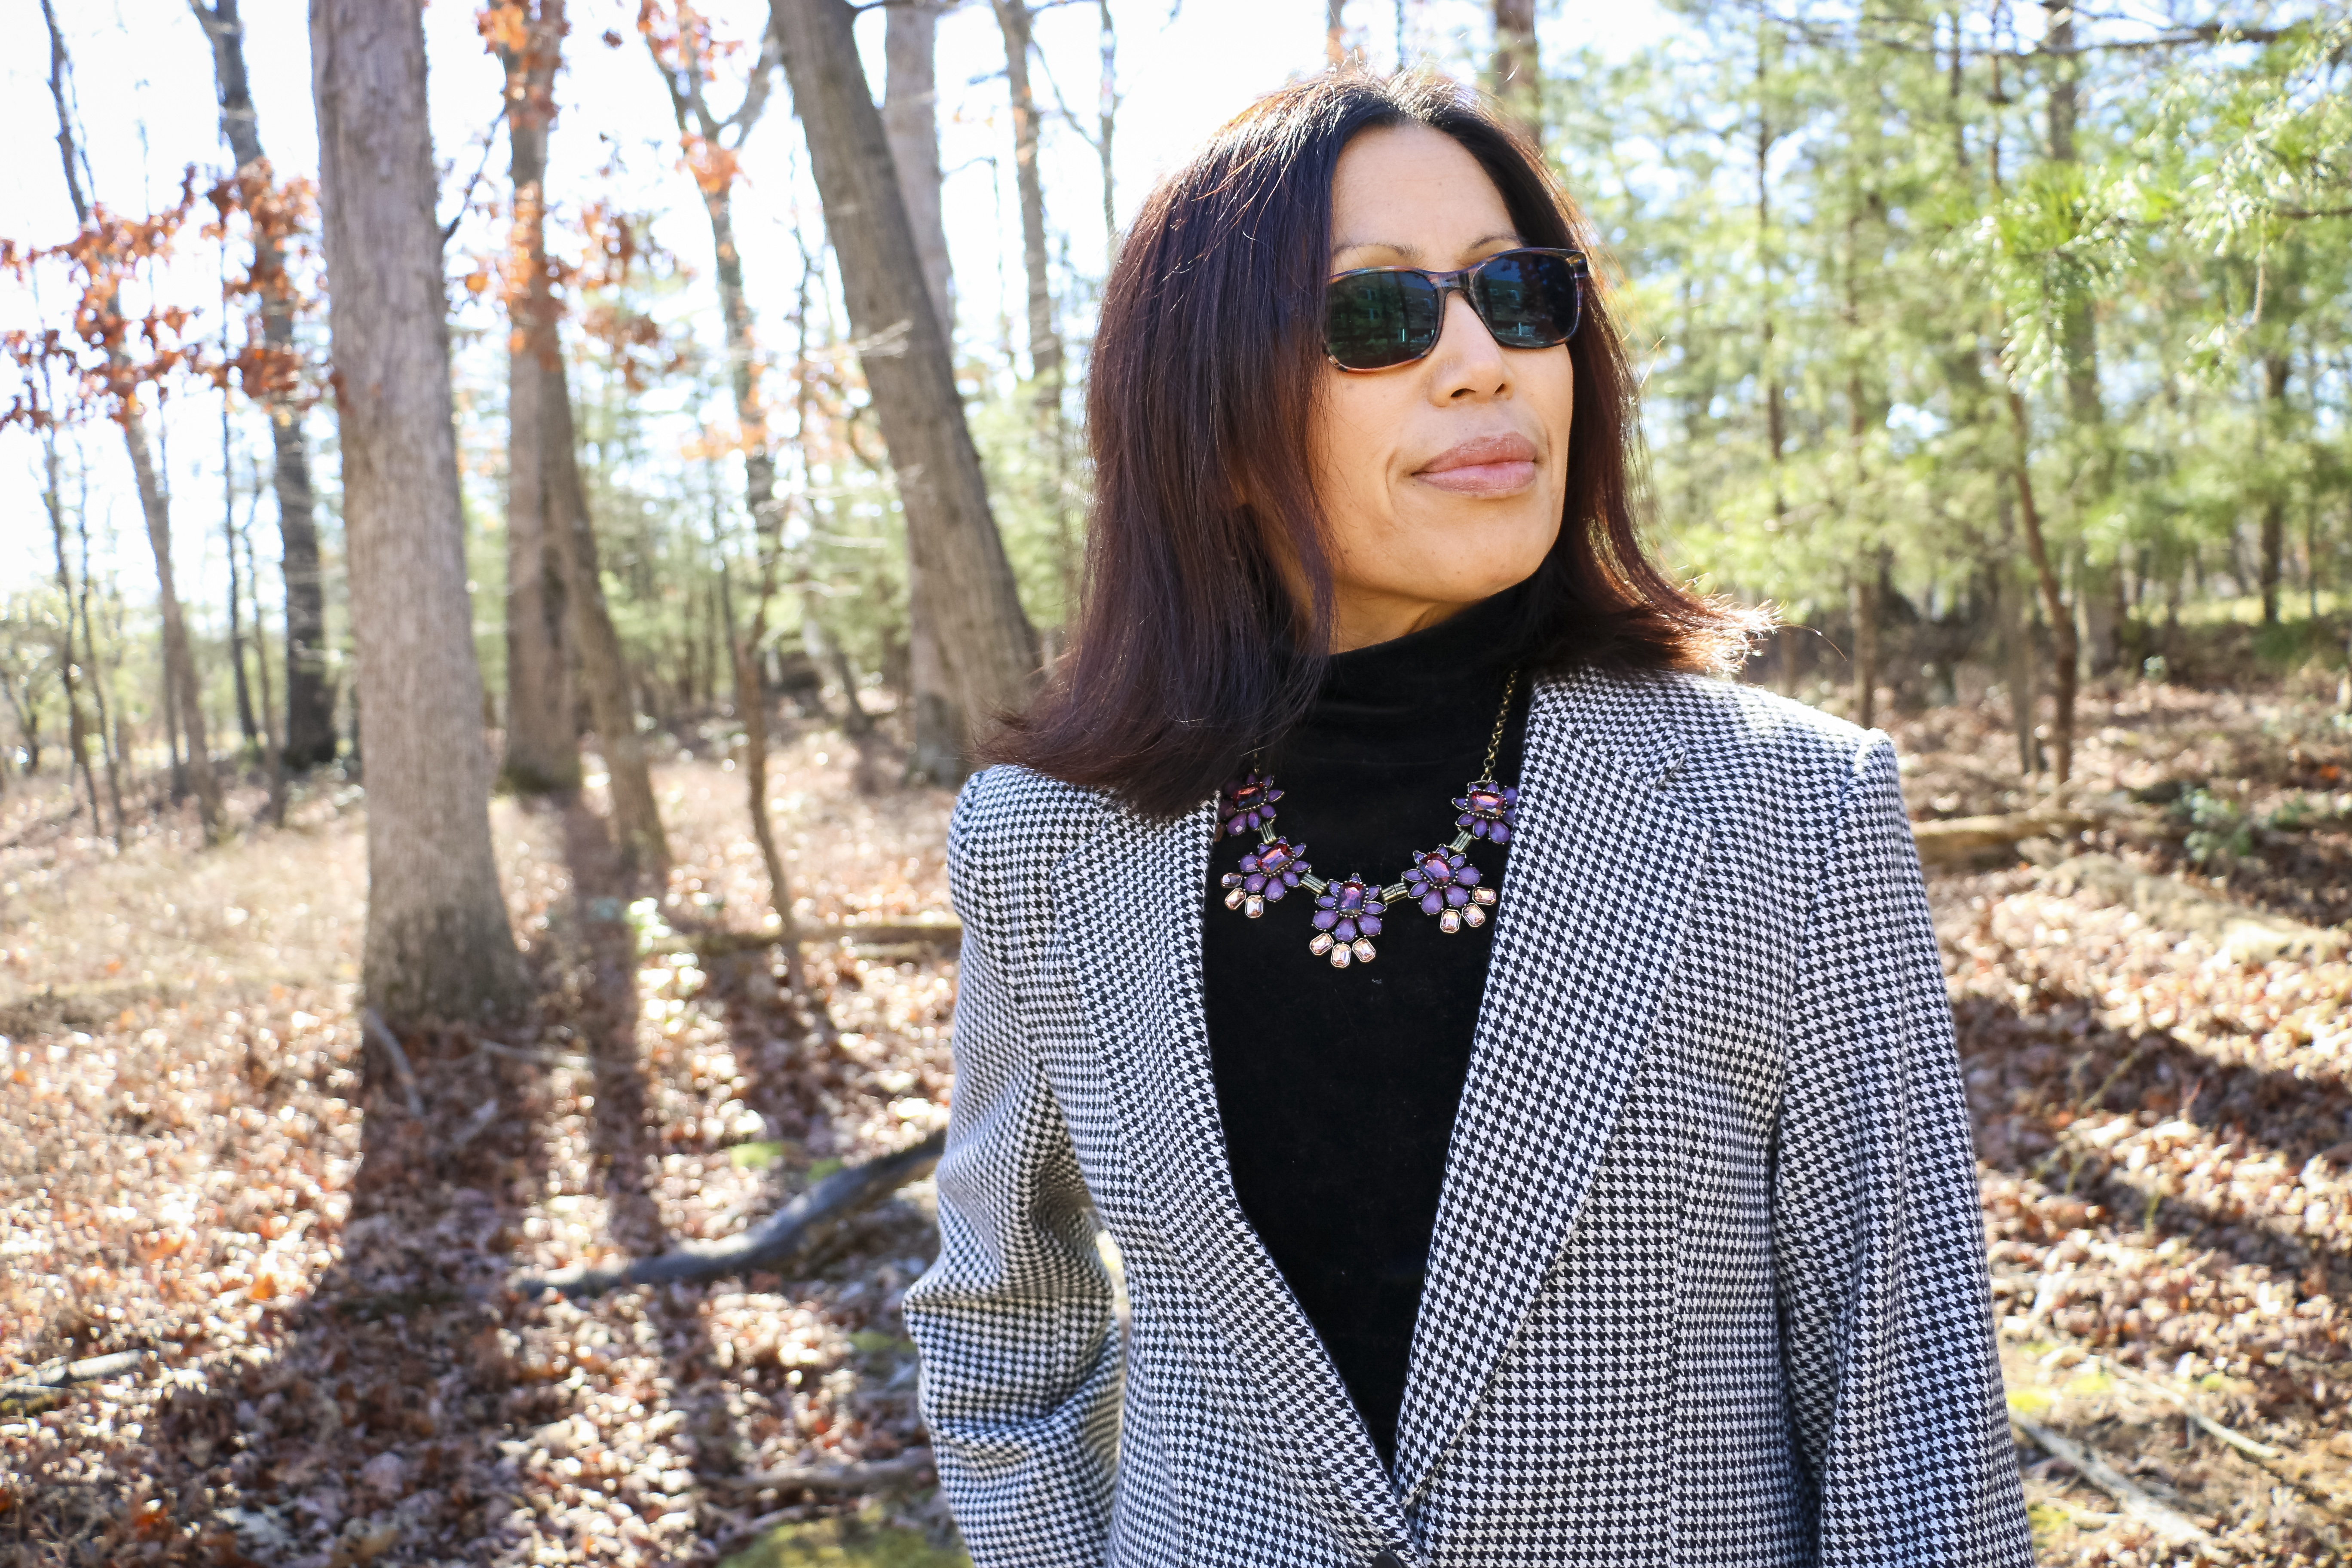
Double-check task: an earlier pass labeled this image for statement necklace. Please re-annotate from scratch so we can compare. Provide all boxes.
[1215,671,1521,971]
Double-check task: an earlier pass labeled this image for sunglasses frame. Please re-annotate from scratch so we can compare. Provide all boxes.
[1323,246,1590,373]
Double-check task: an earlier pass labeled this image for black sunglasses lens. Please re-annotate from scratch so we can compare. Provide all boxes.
[1325,271,1442,370]
[1470,251,1582,346]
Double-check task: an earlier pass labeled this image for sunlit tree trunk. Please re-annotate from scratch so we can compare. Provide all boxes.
[884,0,967,785]
[497,3,582,793]
[545,357,671,883]
[191,0,338,771]
[771,0,1038,731]
[312,0,527,1023]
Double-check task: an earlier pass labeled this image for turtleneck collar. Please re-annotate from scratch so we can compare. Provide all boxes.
[1299,576,1531,731]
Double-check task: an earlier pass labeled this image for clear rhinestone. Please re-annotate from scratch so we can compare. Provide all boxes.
[1308,932,1335,956]
[1471,886,1497,905]
[1351,938,1376,964]
[1223,888,1244,910]
[1243,895,1265,919]
[1439,909,1463,934]
[1329,943,1353,969]
[1463,904,1486,928]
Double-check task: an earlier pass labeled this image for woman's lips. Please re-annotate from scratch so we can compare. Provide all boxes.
[1413,433,1540,496]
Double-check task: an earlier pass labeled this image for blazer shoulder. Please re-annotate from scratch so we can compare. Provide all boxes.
[947,766,1110,931]
[1556,667,1891,815]
[951,763,1110,865]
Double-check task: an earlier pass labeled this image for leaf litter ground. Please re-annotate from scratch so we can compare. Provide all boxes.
[0,687,2349,1566]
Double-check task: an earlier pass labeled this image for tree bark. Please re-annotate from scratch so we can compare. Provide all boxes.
[498,13,583,794]
[311,0,527,1023]
[989,0,1062,404]
[2259,353,2290,625]
[770,0,1038,732]
[1491,0,1539,139]
[224,405,260,751]
[191,0,337,771]
[882,0,966,785]
[2007,387,2077,784]
[545,356,671,882]
[125,408,228,837]
[39,434,100,829]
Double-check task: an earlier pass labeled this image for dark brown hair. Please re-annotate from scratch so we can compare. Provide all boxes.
[990,69,1755,818]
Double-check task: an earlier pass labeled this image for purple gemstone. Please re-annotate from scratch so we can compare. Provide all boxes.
[1458,864,1481,886]
[1419,890,1444,915]
[1239,852,1262,874]
[1265,882,1289,902]
[1490,823,1510,843]
[1338,885,1365,911]
[1360,913,1383,936]
[1312,909,1339,931]
[1334,919,1358,941]
[1447,886,1469,907]
[1243,873,1267,893]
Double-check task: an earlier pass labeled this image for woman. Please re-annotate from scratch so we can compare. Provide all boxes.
[902,70,2030,1568]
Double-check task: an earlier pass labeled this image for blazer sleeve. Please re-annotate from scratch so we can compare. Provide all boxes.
[1770,737,2034,1567]
[902,773,1122,1568]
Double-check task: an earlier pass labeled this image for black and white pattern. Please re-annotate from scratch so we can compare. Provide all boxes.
[903,667,2033,1568]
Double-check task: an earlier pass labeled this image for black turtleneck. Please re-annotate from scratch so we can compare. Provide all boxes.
[1201,585,1532,1470]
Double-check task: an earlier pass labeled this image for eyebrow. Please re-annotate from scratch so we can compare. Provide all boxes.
[1329,230,1524,266]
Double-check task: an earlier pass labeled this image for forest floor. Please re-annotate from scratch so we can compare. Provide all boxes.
[1,677,2350,1567]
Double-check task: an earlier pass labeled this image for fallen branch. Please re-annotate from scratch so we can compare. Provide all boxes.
[711,1446,936,1494]
[360,1008,427,1120]
[649,917,964,959]
[515,1129,946,1298]
[2012,1415,2211,1547]
[0,1349,153,1415]
[474,1038,595,1072]
[1911,809,2094,868]
[2097,1357,2281,1461]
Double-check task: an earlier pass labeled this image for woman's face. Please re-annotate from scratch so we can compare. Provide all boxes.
[1307,123,1575,653]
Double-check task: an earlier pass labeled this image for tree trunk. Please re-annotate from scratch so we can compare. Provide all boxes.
[882,0,966,785]
[1491,0,1539,139]
[989,0,1061,403]
[74,499,127,836]
[125,407,227,837]
[2259,352,2290,625]
[1326,0,1344,64]
[39,435,100,828]
[2006,388,2077,784]
[771,0,1039,732]
[497,5,582,794]
[224,411,260,751]
[193,0,337,771]
[1850,558,1882,732]
[41,0,224,838]
[311,0,526,1024]
[545,359,671,883]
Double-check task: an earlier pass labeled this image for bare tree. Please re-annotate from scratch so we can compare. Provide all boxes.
[492,0,582,795]
[770,0,1038,732]
[989,0,1063,407]
[190,0,339,771]
[311,0,527,1022]
[881,0,965,784]
[40,0,228,842]
[493,0,668,881]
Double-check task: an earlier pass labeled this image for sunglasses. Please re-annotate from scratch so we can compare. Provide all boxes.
[1323,247,1589,372]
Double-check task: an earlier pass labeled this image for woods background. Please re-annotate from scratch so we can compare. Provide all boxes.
[2,0,2351,1564]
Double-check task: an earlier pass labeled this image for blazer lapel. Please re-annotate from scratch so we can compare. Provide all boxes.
[1392,671,1715,1501]
[1051,795,1414,1553]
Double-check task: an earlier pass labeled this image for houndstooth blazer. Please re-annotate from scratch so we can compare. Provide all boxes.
[903,666,2033,1568]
